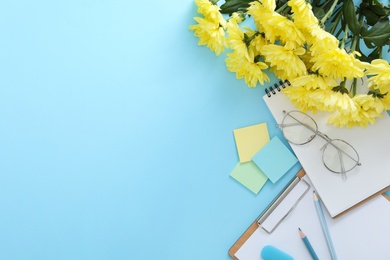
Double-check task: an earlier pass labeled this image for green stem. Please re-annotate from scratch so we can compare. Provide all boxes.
[349,14,363,97]
[340,24,349,49]
[329,8,343,35]
[276,2,289,13]
[351,78,357,96]
[350,14,364,52]
[243,31,260,47]
[334,27,343,39]
[321,0,340,25]
[350,36,358,52]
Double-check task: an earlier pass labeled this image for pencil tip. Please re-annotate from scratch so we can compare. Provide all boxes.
[313,190,318,200]
[298,227,301,231]
[298,228,304,238]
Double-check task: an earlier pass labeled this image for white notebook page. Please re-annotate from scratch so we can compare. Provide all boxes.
[263,90,390,217]
[235,176,390,259]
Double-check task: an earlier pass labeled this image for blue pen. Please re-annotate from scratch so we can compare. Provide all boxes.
[313,191,338,260]
[298,228,319,260]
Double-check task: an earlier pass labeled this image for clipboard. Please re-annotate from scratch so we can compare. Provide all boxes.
[228,168,308,259]
[228,168,390,259]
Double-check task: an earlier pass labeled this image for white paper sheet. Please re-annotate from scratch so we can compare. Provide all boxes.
[235,176,390,260]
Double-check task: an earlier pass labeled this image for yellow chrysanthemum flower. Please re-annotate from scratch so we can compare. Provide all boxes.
[248,31,267,56]
[328,110,370,128]
[288,0,339,55]
[248,5,305,45]
[321,91,357,113]
[190,0,227,55]
[305,27,339,54]
[382,93,390,110]
[190,17,226,56]
[366,59,390,94]
[328,92,358,114]
[366,59,390,74]
[288,0,338,53]
[282,86,313,112]
[354,94,385,115]
[248,0,276,14]
[247,2,271,34]
[261,42,307,80]
[231,12,245,24]
[288,0,318,29]
[309,26,337,42]
[226,18,247,58]
[226,49,270,87]
[328,95,384,128]
[195,0,215,16]
[289,74,338,91]
[299,51,315,72]
[282,87,323,112]
[311,48,365,80]
[263,0,277,11]
[283,86,356,114]
[194,0,226,26]
[307,89,343,111]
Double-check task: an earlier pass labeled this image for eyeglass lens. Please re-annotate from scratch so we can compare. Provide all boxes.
[281,111,317,145]
[322,139,360,173]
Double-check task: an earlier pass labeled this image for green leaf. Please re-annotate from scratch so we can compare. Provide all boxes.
[343,0,361,35]
[361,19,390,47]
[368,89,387,98]
[369,0,390,16]
[361,23,376,48]
[358,45,382,62]
[220,0,252,15]
[361,8,379,26]
[367,46,382,61]
[312,7,326,21]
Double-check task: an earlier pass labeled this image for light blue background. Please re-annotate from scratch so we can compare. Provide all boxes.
[0,1,387,259]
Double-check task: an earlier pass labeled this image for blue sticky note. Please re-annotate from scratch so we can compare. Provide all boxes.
[252,136,298,183]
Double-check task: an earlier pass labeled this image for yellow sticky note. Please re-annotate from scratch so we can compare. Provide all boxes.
[233,123,270,163]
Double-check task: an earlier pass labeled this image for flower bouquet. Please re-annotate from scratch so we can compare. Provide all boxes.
[190,0,390,127]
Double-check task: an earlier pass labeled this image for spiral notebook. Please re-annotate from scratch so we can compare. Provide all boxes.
[263,80,390,217]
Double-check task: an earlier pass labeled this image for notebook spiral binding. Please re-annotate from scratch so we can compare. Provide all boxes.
[264,80,291,97]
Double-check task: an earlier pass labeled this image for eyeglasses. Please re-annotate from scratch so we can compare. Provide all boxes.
[279,110,361,180]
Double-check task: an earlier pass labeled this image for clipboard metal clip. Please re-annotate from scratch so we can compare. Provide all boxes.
[256,176,310,234]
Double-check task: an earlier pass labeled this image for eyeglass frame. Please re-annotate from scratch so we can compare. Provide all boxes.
[278,110,361,179]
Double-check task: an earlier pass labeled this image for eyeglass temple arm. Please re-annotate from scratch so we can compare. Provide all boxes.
[336,148,348,180]
[278,122,309,128]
